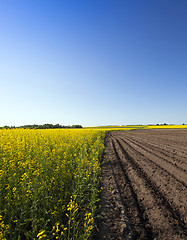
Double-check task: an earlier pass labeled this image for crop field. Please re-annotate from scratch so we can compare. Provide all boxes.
[0,126,186,240]
[0,129,108,240]
[98,129,187,239]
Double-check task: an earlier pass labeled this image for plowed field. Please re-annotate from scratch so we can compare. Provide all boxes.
[97,129,187,240]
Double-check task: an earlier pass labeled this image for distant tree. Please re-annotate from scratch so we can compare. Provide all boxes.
[54,124,61,128]
[1,123,83,129]
[71,125,82,128]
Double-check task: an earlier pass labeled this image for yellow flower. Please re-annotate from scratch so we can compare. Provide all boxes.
[37,229,46,239]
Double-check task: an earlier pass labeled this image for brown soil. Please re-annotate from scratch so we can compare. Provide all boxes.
[97,129,187,240]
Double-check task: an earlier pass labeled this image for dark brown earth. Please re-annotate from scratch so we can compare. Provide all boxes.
[97,129,187,240]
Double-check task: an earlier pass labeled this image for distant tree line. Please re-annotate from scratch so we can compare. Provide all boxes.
[0,124,83,129]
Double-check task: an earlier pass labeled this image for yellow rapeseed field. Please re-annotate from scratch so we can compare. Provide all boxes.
[0,129,106,240]
[146,125,187,129]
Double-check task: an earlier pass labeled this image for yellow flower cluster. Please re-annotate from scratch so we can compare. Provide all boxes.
[84,212,94,239]
[0,128,106,239]
[0,215,9,240]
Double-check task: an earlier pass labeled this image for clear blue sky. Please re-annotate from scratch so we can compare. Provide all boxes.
[0,0,187,127]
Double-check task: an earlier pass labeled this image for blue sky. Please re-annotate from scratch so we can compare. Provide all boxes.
[0,0,187,126]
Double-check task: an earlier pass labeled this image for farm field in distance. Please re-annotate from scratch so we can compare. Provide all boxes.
[98,129,187,239]
[0,125,186,239]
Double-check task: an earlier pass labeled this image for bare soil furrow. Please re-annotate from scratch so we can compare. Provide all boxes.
[114,137,186,230]
[98,130,187,240]
[124,131,187,160]
[125,135,187,173]
[148,138,187,153]
[123,136,187,186]
[115,136,187,223]
[122,132,187,163]
[97,136,133,240]
[111,138,154,239]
